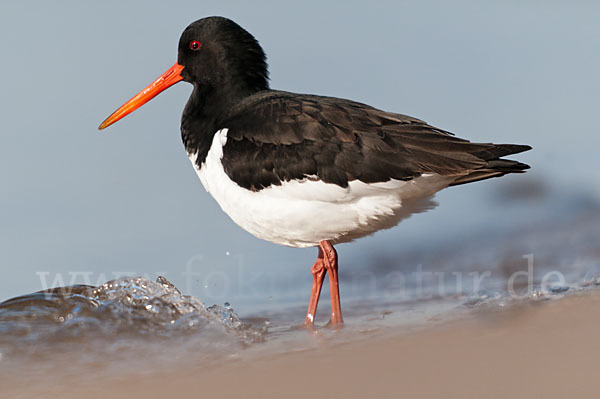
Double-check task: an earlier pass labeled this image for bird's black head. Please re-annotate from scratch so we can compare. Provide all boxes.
[98,16,269,130]
[178,17,269,97]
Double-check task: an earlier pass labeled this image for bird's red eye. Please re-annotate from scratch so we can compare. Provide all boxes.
[189,40,202,51]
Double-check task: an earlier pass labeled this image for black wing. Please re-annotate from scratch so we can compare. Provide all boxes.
[221,91,531,191]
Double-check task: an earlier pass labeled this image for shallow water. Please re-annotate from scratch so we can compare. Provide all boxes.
[1,268,598,380]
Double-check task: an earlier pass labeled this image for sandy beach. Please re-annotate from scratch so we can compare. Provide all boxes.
[4,290,598,399]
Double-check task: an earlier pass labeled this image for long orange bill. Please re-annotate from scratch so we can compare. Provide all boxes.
[98,63,184,130]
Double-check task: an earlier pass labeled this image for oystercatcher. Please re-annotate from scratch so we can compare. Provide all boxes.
[99,17,531,326]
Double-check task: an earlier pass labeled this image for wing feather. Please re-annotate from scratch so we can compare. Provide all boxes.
[221,91,531,191]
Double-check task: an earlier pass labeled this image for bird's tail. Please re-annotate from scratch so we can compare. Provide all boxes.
[449,144,531,187]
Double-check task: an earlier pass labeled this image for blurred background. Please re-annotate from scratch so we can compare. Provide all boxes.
[1,0,598,316]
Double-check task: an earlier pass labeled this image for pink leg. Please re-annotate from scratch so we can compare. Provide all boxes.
[320,240,343,326]
[303,241,344,327]
[304,247,326,326]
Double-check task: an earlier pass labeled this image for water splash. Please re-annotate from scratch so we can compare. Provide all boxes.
[0,276,264,363]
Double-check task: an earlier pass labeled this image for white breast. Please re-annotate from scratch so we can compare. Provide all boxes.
[189,129,455,248]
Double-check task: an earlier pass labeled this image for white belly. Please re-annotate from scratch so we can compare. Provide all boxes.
[189,129,455,248]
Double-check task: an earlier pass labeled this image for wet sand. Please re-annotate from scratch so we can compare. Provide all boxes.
[5,291,598,398]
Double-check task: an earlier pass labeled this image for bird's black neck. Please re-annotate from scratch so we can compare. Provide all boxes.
[182,85,216,158]
[181,81,269,166]
[180,84,240,162]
